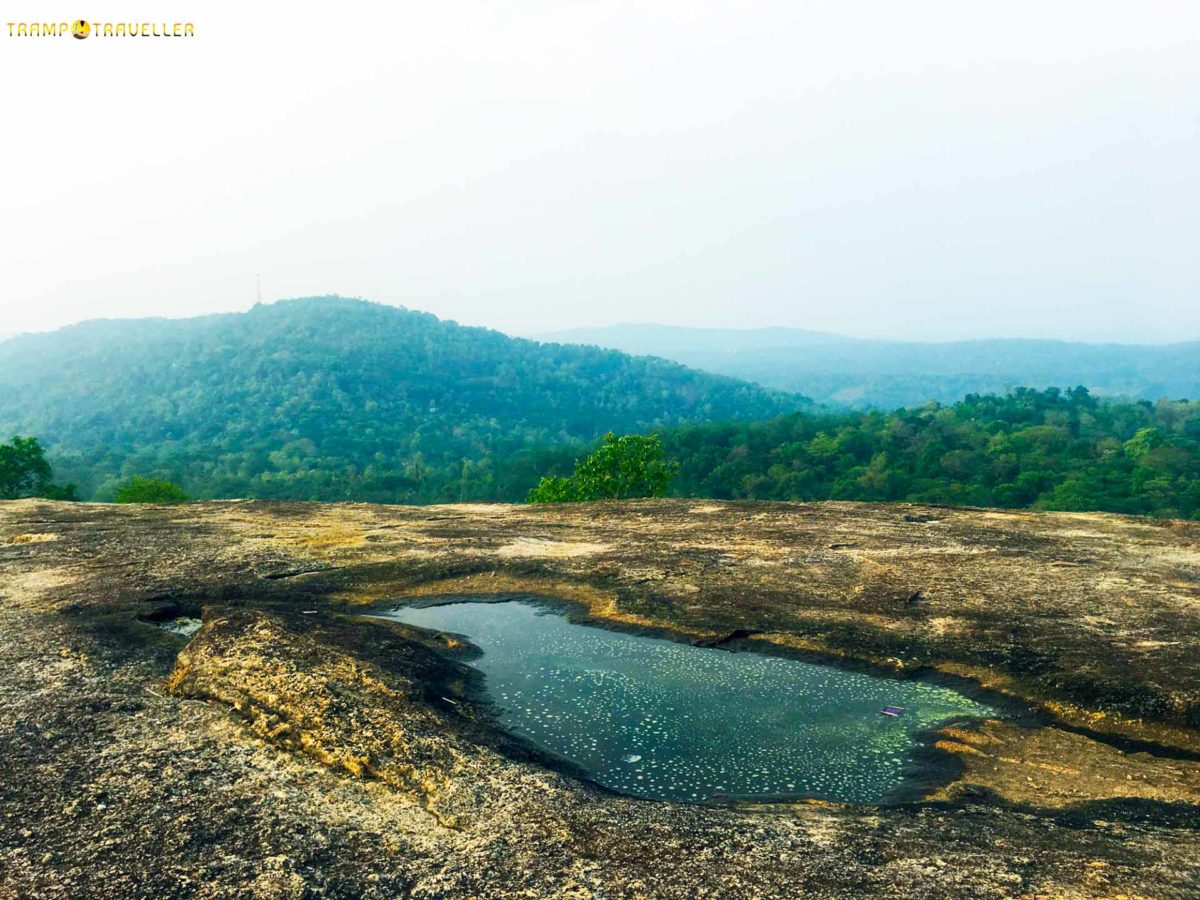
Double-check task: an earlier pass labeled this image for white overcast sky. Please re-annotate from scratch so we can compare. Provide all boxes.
[1,1,1197,341]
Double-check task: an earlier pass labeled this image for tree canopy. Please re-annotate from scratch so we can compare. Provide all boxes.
[114,477,189,504]
[660,387,1200,519]
[528,433,678,502]
[0,436,75,500]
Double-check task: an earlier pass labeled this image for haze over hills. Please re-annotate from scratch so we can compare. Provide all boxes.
[3,297,1195,516]
[539,324,1200,409]
[0,297,801,501]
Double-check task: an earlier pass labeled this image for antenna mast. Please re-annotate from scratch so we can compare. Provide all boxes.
[256,273,262,304]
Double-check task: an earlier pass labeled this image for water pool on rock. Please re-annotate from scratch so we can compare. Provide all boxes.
[373,599,999,804]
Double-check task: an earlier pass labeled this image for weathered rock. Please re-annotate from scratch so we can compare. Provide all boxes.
[1,498,1198,898]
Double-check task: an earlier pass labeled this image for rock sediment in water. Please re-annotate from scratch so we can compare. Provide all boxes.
[1,498,1199,897]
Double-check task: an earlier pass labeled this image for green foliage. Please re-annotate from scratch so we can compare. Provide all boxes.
[114,477,189,504]
[0,297,800,502]
[660,388,1200,519]
[0,435,75,500]
[0,436,51,499]
[0,297,1195,520]
[529,433,678,502]
[36,482,79,501]
[527,475,579,503]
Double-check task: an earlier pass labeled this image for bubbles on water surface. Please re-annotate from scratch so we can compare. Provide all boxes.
[377,601,997,803]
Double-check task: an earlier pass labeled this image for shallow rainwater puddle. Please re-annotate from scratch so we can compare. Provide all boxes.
[157,616,203,636]
[373,599,999,804]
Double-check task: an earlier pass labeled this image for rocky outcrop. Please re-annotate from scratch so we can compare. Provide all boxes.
[2,498,1198,897]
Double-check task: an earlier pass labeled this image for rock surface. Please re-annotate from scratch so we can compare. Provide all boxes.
[1,498,1198,898]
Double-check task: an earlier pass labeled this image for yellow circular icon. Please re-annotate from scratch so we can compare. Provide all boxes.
[71,20,90,39]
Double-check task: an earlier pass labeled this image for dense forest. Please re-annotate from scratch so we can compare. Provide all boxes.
[544,324,1200,409]
[2,300,1196,518]
[0,297,798,501]
[14,387,1196,519]
[659,388,1200,519]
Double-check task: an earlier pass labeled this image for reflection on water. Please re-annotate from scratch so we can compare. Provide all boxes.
[374,599,997,803]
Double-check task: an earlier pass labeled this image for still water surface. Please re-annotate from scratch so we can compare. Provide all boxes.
[374,599,997,803]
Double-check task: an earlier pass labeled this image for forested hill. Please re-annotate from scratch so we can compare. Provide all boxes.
[0,297,802,500]
[540,324,1200,409]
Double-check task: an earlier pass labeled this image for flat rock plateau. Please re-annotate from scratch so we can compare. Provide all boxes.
[1,498,1198,898]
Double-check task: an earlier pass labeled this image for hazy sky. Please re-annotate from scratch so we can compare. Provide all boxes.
[1,1,1196,342]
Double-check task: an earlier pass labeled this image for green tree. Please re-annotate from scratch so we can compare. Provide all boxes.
[0,436,76,500]
[114,477,190,504]
[0,436,51,499]
[36,482,79,501]
[529,433,678,503]
[526,474,579,503]
[1123,427,1165,461]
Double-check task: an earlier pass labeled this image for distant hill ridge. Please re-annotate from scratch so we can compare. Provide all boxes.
[0,297,802,500]
[540,324,1200,408]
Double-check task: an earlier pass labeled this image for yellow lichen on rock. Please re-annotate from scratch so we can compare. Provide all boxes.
[8,532,58,544]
